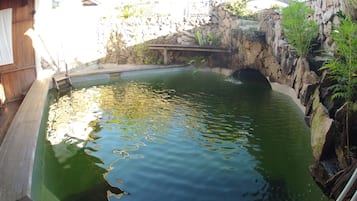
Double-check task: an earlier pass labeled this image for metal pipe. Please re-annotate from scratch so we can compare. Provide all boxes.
[350,190,357,201]
[337,168,357,201]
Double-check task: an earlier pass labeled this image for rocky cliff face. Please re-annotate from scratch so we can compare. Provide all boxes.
[239,2,357,199]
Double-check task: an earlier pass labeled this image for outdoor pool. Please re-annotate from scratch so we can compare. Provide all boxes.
[32,67,329,201]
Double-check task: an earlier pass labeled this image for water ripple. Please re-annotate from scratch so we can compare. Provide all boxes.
[42,70,328,201]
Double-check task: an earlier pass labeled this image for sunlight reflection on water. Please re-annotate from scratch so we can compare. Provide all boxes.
[40,69,329,201]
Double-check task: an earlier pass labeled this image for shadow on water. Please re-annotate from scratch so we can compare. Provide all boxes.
[42,134,125,201]
[232,69,272,90]
[33,91,126,201]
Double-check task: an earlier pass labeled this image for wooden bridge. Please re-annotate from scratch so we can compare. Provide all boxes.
[149,44,231,65]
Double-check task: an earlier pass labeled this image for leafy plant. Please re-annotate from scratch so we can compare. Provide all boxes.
[349,0,357,8]
[281,1,319,57]
[207,32,221,46]
[133,42,157,64]
[270,4,283,11]
[225,0,257,20]
[195,31,205,46]
[119,4,144,19]
[195,31,221,46]
[188,56,206,65]
[225,0,248,16]
[321,15,357,160]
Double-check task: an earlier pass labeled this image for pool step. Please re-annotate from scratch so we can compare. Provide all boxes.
[53,75,73,92]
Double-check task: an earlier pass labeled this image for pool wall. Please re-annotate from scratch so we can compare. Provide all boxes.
[0,78,51,201]
[0,65,305,201]
[0,65,189,201]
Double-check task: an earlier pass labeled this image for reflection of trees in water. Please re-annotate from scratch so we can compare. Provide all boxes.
[43,140,125,201]
[240,178,292,201]
[97,81,177,144]
[42,70,325,200]
[100,81,174,123]
[240,91,326,201]
[46,88,102,147]
[44,88,125,200]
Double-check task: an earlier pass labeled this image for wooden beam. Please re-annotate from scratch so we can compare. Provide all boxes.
[149,44,231,65]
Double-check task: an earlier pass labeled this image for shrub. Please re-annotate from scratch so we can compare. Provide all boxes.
[188,56,207,66]
[195,31,221,46]
[225,0,257,20]
[195,31,205,46]
[321,15,357,160]
[349,0,357,8]
[118,4,144,19]
[225,0,248,16]
[207,32,221,46]
[281,1,319,57]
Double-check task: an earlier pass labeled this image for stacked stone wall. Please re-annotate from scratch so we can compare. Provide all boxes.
[256,2,357,198]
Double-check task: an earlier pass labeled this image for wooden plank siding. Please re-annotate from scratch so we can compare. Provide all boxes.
[0,0,36,101]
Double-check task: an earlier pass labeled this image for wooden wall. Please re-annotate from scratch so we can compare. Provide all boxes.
[0,0,36,101]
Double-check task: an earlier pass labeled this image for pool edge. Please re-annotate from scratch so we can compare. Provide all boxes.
[0,65,191,201]
[0,78,51,201]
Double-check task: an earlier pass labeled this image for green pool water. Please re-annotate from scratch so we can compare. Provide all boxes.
[33,68,329,201]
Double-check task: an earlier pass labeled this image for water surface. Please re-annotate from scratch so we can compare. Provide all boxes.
[33,68,328,201]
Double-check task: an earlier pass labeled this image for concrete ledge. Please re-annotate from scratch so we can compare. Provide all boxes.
[0,78,50,201]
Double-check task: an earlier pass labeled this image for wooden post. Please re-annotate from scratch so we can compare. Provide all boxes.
[163,48,168,65]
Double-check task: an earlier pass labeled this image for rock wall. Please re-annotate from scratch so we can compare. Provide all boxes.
[102,16,214,64]
[101,1,236,65]
[307,0,356,53]
[254,2,357,199]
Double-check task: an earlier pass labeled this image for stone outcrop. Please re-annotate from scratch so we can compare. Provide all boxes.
[100,2,235,65]
[308,0,357,54]
[234,3,356,199]
[310,90,336,162]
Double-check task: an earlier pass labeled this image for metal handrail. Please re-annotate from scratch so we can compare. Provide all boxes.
[336,168,357,201]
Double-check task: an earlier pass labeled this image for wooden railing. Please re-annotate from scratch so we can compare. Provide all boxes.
[149,44,231,65]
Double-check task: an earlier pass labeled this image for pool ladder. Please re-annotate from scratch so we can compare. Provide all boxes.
[53,75,72,92]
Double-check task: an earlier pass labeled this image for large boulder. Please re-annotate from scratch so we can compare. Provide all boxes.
[311,91,336,161]
[292,58,309,95]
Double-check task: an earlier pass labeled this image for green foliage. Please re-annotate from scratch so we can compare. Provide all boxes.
[349,0,357,8]
[225,0,257,20]
[133,42,162,64]
[322,16,357,102]
[225,0,248,16]
[270,4,283,10]
[188,56,207,65]
[281,1,319,57]
[133,41,149,53]
[195,31,204,46]
[321,15,357,159]
[118,4,144,19]
[195,31,221,46]
[207,32,221,46]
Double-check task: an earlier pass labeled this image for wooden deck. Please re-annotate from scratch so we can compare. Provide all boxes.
[149,44,231,65]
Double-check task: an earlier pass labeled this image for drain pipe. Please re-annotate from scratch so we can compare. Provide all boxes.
[336,168,357,201]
